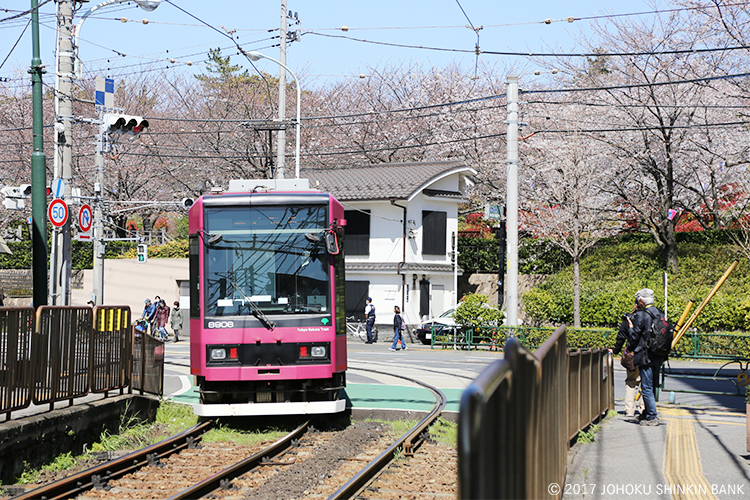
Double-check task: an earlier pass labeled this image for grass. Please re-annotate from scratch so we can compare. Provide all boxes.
[576,424,601,444]
[14,401,198,484]
[363,417,457,447]
[202,425,287,446]
[363,418,418,435]
[429,417,457,446]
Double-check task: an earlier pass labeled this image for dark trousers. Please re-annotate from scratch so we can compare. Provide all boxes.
[366,318,375,342]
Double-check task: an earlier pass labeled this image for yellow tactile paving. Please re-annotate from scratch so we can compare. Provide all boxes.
[660,408,692,416]
[663,418,717,500]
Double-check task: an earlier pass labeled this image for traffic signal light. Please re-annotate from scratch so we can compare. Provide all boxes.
[181,198,194,210]
[1,184,32,209]
[106,114,149,136]
[137,244,148,263]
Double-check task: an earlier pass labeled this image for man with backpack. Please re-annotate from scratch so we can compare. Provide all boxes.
[626,288,673,426]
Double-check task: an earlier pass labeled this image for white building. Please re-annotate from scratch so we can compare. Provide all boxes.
[305,161,476,330]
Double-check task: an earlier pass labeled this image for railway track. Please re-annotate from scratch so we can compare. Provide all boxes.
[11,369,453,500]
[11,420,306,500]
[326,367,449,500]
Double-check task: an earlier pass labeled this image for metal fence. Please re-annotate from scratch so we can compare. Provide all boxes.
[429,325,616,351]
[0,306,162,420]
[133,332,164,396]
[458,326,614,500]
[431,324,750,360]
[0,307,35,418]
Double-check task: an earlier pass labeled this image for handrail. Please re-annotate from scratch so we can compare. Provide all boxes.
[458,326,614,499]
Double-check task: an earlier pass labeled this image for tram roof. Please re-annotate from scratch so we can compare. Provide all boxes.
[302,161,475,202]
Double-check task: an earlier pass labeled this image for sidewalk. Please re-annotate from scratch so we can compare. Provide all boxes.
[564,399,750,500]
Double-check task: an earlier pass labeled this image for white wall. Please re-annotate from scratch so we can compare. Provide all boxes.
[72,258,189,317]
[344,172,464,327]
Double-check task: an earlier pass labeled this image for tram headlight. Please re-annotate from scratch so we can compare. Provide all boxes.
[311,346,326,357]
[210,348,227,360]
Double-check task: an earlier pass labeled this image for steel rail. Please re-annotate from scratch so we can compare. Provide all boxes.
[166,421,309,500]
[13,420,214,500]
[327,367,447,500]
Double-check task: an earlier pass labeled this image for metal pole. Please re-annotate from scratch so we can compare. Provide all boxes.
[249,51,301,179]
[505,76,519,326]
[496,221,506,308]
[31,0,48,308]
[276,0,288,179]
[51,0,74,305]
[92,118,106,305]
[294,75,300,179]
[453,231,458,310]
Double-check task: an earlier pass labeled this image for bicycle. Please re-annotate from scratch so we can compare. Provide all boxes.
[346,316,378,342]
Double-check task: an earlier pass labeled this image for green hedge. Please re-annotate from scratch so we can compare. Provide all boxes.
[451,326,750,358]
[521,235,750,332]
[0,240,186,270]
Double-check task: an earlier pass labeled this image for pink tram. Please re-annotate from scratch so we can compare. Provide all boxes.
[188,180,347,416]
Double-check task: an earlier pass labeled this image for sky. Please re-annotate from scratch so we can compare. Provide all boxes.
[0,0,664,91]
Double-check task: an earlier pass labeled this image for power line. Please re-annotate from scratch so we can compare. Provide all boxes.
[0,18,30,71]
[522,71,750,95]
[306,30,750,59]
[0,0,54,23]
[531,119,750,135]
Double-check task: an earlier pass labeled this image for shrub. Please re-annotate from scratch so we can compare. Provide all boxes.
[118,240,188,259]
[454,293,503,329]
[521,234,750,331]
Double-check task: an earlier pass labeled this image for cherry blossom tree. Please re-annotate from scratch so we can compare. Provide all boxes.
[546,5,750,272]
[520,123,620,327]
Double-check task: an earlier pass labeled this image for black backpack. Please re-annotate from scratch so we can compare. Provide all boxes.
[646,308,674,357]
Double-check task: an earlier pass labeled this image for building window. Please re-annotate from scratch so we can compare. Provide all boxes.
[344,209,370,256]
[422,210,447,255]
[345,280,370,319]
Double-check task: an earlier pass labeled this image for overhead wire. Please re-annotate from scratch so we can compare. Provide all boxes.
[0,0,54,24]
[0,18,30,72]
[304,32,750,59]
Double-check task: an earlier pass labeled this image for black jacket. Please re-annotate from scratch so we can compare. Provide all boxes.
[613,318,629,355]
[628,306,662,367]
[393,313,402,332]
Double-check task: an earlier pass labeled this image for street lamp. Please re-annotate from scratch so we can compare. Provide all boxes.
[247,51,301,179]
[73,0,162,78]
[60,0,161,306]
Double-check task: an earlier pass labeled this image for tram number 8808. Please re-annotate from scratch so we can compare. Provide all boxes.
[207,321,235,329]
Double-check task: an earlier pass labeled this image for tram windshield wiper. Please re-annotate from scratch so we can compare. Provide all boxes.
[223,274,276,331]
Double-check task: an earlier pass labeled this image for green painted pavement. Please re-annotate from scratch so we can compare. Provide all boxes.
[170,383,463,413]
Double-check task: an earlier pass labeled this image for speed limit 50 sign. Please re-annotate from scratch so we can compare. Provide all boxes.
[48,198,69,228]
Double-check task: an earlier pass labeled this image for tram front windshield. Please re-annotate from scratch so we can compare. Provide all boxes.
[204,205,330,317]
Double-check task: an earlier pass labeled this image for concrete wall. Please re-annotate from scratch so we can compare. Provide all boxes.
[0,395,158,485]
[458,273,549,323]
[72,258,189,317]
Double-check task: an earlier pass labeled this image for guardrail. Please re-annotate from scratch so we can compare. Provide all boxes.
[458,326,614,499]
[431,324,750,359]
[0,306,162,421]
[429,325,617,351]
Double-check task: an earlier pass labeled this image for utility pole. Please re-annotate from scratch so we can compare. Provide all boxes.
[30,0,48,308]
[275,0,288,179]
[50,0,75,305]
[92,119,106,305]
[505,76,519,327]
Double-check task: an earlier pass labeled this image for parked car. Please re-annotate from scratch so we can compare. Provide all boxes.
[415,309,458,345]
[414,306,518,345]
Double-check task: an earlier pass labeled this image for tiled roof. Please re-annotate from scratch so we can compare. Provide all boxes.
[302,161,473,201]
